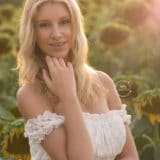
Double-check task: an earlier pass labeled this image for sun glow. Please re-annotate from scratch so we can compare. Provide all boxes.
[149,0,160,29]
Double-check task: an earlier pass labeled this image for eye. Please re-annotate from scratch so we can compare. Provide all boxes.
[60,19,71,25]
[39,22,50,28]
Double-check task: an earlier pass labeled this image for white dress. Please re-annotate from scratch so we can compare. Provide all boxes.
[24,104,131,160]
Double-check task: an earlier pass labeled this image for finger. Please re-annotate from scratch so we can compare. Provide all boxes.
[42,69,52,88]
[67,62,74,72]
[58,58,67,68]
[52,57,60,67]
[46,56,55,78]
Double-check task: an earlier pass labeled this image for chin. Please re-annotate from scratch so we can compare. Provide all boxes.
[48,51,69,59]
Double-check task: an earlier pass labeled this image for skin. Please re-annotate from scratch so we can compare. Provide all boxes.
[17,2,139,160]
[35,2,72,60]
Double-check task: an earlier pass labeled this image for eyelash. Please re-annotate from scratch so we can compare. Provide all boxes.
[39,19,71,28]
[60,19,71,25]
[39,23,50,28]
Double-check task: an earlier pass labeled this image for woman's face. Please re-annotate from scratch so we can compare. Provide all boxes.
[35,2,72,60]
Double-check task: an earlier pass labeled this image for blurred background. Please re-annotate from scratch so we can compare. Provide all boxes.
[0,0,160,159]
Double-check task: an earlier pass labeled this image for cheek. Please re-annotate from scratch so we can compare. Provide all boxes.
[67,26,74,43]
[66,28,73,42]
[36,31,48,46]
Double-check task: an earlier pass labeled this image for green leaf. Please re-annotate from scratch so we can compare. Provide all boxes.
[140,143,154,160]
[154,144,160,160]
[0,96,17,110]
[131,116,153,137]
[0,106,15,121]
[135,136,152,155]
[0,157,13,160]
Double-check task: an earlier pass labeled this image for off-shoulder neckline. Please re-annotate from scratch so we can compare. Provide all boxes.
[43,104,127,117]
[25,104,127,122]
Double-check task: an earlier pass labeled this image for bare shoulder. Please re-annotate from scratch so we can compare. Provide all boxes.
[96,70,115,89]
[17,85,68,159]
[96,70,122,109]
[17,84,52,120]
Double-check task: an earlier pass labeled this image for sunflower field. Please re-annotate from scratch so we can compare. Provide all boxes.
[0,0,160,159]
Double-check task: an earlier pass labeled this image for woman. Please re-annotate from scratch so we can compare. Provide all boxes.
[16,0,139,160]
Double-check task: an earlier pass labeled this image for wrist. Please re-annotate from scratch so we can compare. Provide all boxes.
[60,96,81,111]
[60,94,79,104]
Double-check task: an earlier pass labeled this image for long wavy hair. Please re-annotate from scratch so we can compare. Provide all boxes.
[17,0,106,105]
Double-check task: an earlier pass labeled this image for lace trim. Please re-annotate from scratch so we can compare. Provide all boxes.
[24,111,64,144]
[24,104,131,144]
[83,104,131,124]
[118,104,131,124]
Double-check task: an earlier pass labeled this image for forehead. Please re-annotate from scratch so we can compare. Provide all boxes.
[35,2,70,21]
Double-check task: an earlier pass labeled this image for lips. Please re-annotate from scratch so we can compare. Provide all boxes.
[49,41,66,48]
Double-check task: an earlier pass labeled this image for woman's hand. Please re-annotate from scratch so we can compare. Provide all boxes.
[42,56,77,103]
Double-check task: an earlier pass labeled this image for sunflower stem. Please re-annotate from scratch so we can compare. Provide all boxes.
[154,121,160,146]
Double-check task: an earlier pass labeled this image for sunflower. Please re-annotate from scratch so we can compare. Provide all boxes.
[99,22,130,47]
[0,4,15,20]
[116,79,138,98]
[135,88,160,124]
[119,0,150,27]
[114,75,145,108]
[0,119,30,160]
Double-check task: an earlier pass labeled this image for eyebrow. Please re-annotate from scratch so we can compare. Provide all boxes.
[37,16,71,22]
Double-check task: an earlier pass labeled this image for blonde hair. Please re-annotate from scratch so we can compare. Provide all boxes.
[17,0,106,105]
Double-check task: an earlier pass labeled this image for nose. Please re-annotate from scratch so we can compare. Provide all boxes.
[50,25,62,40]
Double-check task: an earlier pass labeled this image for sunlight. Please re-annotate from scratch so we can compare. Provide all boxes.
[150,0,160,29]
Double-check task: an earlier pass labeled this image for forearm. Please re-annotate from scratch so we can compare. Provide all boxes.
[61,98,94,160]
[116,153,139,160]
[117,158,139,160]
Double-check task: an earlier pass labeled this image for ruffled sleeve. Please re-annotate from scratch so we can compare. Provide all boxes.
[24,111,64,144]
[118,104,131,125]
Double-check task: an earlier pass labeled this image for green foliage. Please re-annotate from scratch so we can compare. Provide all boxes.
[0,0,160,159]
[136,88,160,114]
[0,106,15,121]
[0,54,18,97]
[0,0,22,6]
[0,24,16,36]
[0,33,12,54]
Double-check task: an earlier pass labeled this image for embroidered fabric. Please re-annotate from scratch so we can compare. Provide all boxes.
[24,111,64,144]
[24,104,131,160]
